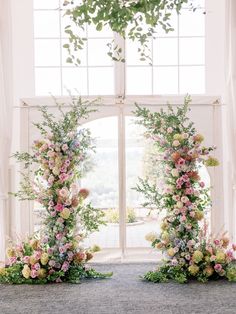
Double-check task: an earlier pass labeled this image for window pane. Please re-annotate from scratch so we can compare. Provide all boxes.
[35,39,60,66]
[153,38,178,65]
[88,39,113,66]
[183,0,205,8]
[34,0,59,9]
[179,9,205,37]
[62,68,88,95]
[88,67,114,95]
[126,67,152,95]
[153,67,178,94]
[179,66,205,94]
[81,117,119,248]
[61,40,87,66]
[34,11,60,38]
[35,68,61,95]
[126,40,151,66]
[126,116,160,248]
[179,38,205,65]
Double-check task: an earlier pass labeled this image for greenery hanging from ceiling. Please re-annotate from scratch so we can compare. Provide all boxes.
[62,0,201,66]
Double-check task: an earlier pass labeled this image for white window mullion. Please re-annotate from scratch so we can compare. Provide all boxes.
[114,33,126,98]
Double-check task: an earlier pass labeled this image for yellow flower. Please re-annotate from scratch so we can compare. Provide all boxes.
[145,232,158,242]
[52,167,60,176]
[22,265,31,279]
[204,156,220,167]
[60,208,71,220]
[6,247,15,258]
[176,201,183,208]
[173,134,183,141]
[194,134,204,143]
[216,251,226,263]
[203,266,214,277]
[188,264,199,276]
[40,253,49,266]
[195,211,204,221]
[37,268,47,279]
[160,221,168,230]
[161,231,170,242]
[192,250,204,263]
[167,248,175,257]
[0,267,6,276]
[155,242,163,249]
[30,239,39,250]
[29,256,37,265]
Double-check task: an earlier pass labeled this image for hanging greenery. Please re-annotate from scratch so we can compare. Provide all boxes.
[62,0,201,65]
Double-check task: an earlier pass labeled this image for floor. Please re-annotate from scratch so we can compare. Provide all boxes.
[1,263,236,314]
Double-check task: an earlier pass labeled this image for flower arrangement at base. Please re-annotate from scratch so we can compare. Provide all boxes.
[0,97,112,284]
[134,96,236,283]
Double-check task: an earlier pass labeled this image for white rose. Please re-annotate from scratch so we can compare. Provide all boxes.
[171,169,179,177]
[172,140,180,147]
[176,201,183,208]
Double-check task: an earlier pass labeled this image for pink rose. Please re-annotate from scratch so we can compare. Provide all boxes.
[31,269,38,278]
[23,256,30,263]
[62,144,69,151]
[59,246,66,254]
[9,257,17,265]
[55,204,64,212]
[59,173,69,183]
[177,158,185,166]
[56,233,63,240]
[199,182,205,188]
[214,239,220,246]
[49,260,56,267]
[214,264,222,272]
[33,263,41,271]
[47,248,54,255]
[181,215,186,222]
[34,251,42,260]
[61,261,69,272]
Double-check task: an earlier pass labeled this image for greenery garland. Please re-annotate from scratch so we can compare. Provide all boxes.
[62,0,200,65]
[134,96,236,283]
[0,96,112,284]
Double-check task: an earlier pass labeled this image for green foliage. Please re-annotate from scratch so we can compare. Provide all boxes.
[62,0,201,65]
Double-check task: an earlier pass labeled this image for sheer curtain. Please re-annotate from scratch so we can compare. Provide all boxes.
[0,1,12,262]
[225,0,236,241]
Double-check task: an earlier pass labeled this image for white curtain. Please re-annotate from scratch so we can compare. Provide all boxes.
[225,0,236,241]
[0,1,12,262]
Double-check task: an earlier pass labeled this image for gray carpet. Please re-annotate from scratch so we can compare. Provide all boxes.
[0,263,236,314]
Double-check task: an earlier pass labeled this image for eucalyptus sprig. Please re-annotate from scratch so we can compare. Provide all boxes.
[62,0,201,65]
